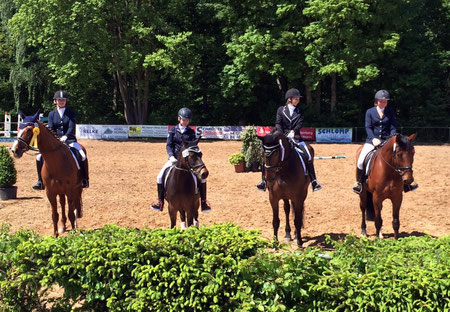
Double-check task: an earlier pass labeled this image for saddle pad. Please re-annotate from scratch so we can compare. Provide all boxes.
[164,166,198,194]
[294,147,308,176]
[364,150,377,176]
[68,147,81,170]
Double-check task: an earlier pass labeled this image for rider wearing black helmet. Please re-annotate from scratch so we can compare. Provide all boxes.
[32,90,89,190]
[256,88,322,192]
[150,107,212,212]
[352,90,418,194]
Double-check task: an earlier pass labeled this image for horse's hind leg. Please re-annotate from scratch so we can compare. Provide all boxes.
[59,194,67,234]
[391,195,403,239]
[47,193,59,237]
[373,195,384,239]
[293,201,304,248]
[283,199,292,242]
[359,192,368,237]
[179,210,186,229]
[67,198,77,232]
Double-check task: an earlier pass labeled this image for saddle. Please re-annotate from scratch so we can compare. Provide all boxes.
[69,147,82,170]
[162,165,198,194]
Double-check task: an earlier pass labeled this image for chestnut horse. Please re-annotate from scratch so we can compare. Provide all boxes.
[258,130,311,248]
[357,133,416,239]
[12,113,85,237]
[165,137,209,229]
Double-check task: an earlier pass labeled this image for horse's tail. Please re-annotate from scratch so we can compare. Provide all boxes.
[366,190,375,221]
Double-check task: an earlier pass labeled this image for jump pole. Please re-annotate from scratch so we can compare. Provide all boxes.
[314,155,346,160]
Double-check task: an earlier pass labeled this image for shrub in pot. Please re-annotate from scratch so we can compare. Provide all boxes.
[228,152,246,173]
[240,126,262,171]
[0,145,17,200]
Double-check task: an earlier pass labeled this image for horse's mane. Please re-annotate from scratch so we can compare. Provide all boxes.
[37,120,69,149]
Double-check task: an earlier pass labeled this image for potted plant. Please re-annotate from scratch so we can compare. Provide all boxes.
[240,126,262,172]
[0,145,17,200]
[228,152,246,173]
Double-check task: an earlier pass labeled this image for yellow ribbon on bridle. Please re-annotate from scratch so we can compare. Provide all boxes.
[29,126,40,149]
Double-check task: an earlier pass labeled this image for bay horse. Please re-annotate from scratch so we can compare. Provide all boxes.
[257,130,311,248]
[12,112,85,237]
[356,133,416,239]
[165,137,209,229]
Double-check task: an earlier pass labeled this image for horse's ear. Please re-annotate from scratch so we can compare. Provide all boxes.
[408,133,417,141]
[18,110,26,120]
[32,109,41,121]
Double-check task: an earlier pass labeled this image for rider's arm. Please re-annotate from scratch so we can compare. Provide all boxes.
[365,109,375,140]
[275,106,284,133]
[47,111,54,129]
[166,128,176,158]
[387,108,397,135]
[65,109,76,137]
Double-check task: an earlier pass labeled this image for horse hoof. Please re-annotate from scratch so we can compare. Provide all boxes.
[284,237,292,243]
[193,220,199,227]
[58,227,65,235]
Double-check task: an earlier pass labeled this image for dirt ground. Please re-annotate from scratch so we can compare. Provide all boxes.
[1,140,449,246]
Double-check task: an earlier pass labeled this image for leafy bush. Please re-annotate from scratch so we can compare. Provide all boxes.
[0,224,448,312]
[228,152,245,165]
[0,145,17,188]
[240,126,262,169]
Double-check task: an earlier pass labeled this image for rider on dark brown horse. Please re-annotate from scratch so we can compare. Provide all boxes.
[256,88,322,192]
[150,107,212,212]
[32,90,89,190]
[353,89,418,194]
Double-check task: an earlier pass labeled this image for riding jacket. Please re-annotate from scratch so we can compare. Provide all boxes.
[275,104,305,141]
[166,125,196,159]
[365,106,397,143]
[47,107,77,144]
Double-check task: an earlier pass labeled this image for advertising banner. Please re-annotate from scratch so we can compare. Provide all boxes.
[256,126,273,137]
[315,128,352,143]
[129,125,169,138]
[300,128,315,141]
[195,126,243,140]
[77,125,129,140]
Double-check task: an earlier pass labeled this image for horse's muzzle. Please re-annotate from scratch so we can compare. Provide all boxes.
[402,170,414,184]
[200,167,209,180]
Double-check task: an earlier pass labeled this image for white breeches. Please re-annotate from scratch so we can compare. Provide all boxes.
[157,160,174,184]
[357,143,375,170]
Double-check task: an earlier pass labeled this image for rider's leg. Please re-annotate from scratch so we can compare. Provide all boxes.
[298,141,322,191]
[353,143,374,194]
[256,165,266,191]
[199,180,212,212]
[69,142,89,188]
[151,160,172,211]
[32,153,44,190]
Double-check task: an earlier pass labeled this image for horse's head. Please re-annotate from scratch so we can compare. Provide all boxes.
[11,110,40,158]
[391,133,416,184]
[258,130,288,182]
[179,136,209,180]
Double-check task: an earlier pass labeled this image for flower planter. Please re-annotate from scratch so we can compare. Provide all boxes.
[234,162,245,173]
[0,186,17,200]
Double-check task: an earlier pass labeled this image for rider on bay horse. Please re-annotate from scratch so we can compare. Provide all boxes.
[256,88,322,192]
[353,89,418,194]
[32,90,89,190]
[150,107,212,212]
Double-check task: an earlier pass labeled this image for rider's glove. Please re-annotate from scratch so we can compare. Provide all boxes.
[60,135,68,143]
[169,156,177,163]
[372,138,381,146]
[287,131,295,139]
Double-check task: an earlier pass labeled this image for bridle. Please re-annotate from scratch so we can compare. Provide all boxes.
[15,122,36,153]
[262,139,290,175]
[175,145,206,174]
[379,138,414,177]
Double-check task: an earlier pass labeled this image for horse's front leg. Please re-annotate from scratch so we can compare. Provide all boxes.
[179,209,186,229]
[59,194,67,234]
[359,192,367,237]
[269,196,280,248]
[292,201,304,248]
[391,194,403,239]
[373,194,384,239]
[67,196,77,232]
[283,199,291,242]
[169,204,177,229]
[47,192,59,237]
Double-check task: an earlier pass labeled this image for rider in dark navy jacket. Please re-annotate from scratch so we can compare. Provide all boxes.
[151,107,212,212]
[256,88,322,192]
[353,89,418,193]
[32,90,89,190]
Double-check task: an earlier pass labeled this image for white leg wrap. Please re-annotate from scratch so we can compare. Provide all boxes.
[181,222,186,230]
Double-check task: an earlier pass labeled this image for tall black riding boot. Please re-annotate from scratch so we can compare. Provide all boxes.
[352,168,364,194]
[307,160,322,191]
[151,183,165,211]
[256,165,267,191]
[80,159,89,188]
[199,182,211,212]
[32,158,45,190]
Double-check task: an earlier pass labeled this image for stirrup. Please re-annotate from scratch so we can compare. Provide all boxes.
[201,200,211,212]
[150,199,164,211]
[32,181,44,190]
[311,180,322,192]
[256,180,267,191]
[352,182,362,194]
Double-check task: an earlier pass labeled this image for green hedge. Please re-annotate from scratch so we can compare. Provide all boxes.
[0,223,448,312]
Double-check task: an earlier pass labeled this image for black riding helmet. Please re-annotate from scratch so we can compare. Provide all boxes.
[374,90,390,100]
[285,88,302,100]
[53,90,68,100]
[178,107,192,120]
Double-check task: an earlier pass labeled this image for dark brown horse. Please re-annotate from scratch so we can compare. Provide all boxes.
[12,114,85,237]
[258,130,312,247]
[165,137,209,229]
[357,133,417,239]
